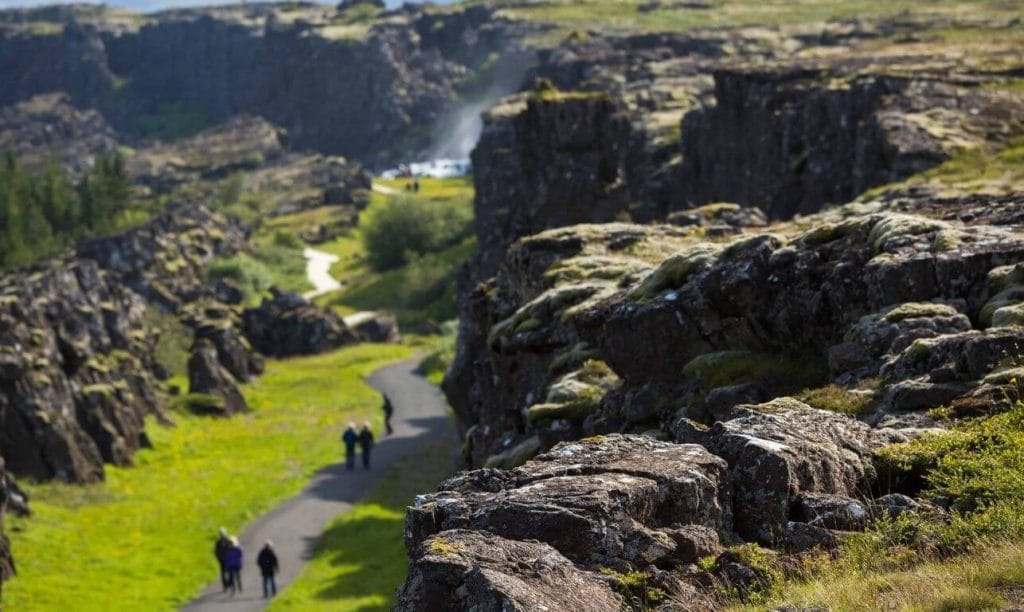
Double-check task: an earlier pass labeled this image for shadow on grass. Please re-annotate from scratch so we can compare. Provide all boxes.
[307,510,407,609]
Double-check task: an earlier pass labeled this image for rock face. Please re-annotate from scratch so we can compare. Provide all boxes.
[0,459,28,600]
[0,92,119,175]
[676,65,1024,220]
[0,4,536,167]
[77,202,247,309]
[420,200,1024,607]
[242,290,358,357]
[674,401,881,543]
[0,258,164,482]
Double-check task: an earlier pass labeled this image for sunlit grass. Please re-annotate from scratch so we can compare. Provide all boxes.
[4,343,413,611]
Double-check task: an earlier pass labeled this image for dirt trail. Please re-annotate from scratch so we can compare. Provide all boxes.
[182,358,452,611]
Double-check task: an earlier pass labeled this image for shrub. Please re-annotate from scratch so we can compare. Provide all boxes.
[361,195,472,271]
[271,229,302,249]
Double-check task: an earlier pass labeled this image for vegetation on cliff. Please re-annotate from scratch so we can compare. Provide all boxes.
[0,152,133,268]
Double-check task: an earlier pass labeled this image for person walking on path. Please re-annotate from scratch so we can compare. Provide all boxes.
[257,541,279,599]
[214,527,231,592]
[382,394,394,435]
[225,536,244,595]
[358,422,375,469]
[342,422,358,471]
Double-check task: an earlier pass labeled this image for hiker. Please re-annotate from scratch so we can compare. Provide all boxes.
[225,536,244,595]
[214,527,231,591]
[342,422,358,470]
[382,394,394,435]
[358,422,375,469]
[257,540,280,599]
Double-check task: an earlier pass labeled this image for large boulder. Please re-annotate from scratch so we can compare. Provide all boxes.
[343,311,401,344]
[396,530,623,612]
[242,290,358,357]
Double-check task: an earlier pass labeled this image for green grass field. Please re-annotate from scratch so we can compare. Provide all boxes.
[269,439,455,611]
[4,343,412,610]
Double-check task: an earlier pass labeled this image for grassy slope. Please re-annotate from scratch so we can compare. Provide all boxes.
[313,177,476,329]
[4,343,412,610]
[269,439,456,611]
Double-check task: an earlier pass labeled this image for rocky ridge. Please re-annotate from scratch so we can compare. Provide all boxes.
[414,12,1024,612]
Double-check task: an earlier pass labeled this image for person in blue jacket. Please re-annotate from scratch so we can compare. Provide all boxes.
[225,536,244,595]
[342,423,358,470]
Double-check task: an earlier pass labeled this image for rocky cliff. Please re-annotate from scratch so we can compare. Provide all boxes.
[411,12,1024,611]
[0,3,536,167]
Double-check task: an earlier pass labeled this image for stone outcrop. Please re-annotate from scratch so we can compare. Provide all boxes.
[187,338,248,415]
[242,289,358,357]
[397,530,624,612]
[77,202,246,309]
[449,199,1024,466]
[342,311,401,344]
[0,258,164,482]
[0,460,26,600]
[0,92,119,176]
[408,435,731,566]
[673,400,882,543]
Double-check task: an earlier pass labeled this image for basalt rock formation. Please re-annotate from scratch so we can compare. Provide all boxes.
[421,12,1024,609]
[0,3,536,168]
[0,257,164,482]
[242,289,358,357]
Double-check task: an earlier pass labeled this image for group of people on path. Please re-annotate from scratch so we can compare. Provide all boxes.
[341,394,394,470]
[208,394,396,600]
[214,528,280,599]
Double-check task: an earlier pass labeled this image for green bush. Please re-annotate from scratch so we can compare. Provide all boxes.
[362,195,473,271]
[271,229,302,249]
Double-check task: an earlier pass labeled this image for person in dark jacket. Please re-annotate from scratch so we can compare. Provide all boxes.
[214,527,231,591]
[382,394,394,435]
[257,540,280,599]
[358,422,375,469]
[225,537,244,595]
[342,422,358,470]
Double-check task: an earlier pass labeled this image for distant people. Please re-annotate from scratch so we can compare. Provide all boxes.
[257,540,280,599]
[342,422,358,470]
[214,527,231,592]
[412,178,420,193]
[382,394,394,435]
[225,536,244,595]
[358,422,375,469]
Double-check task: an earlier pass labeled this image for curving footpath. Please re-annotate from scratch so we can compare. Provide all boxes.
[301,247,342,300]
[182,358,452,611]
